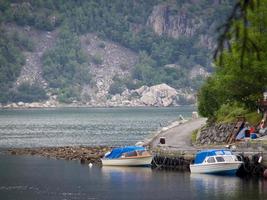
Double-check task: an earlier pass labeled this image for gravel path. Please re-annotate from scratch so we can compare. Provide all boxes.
[149,118,207,150]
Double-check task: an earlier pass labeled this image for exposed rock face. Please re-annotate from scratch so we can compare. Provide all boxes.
[4,23,58,88]
[147,3,218,50]
[196,123,235,145]
[102,83,194,107]
[139,84,178,106]
[189,65,210,79]
[80,34,138,104]
[147,4,202,39]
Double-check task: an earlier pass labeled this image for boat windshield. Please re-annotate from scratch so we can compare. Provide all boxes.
[207,157,216,163]
[124,151,138,157]
[215,156,225,162]
[121,150,151,158]
[223,156,234,162]
[138,150,150,156]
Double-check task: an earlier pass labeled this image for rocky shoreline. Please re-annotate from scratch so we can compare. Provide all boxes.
[0,83,196,109]
[8,146,112,165]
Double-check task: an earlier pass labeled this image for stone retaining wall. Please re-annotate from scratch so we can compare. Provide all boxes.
[196,123,235,145]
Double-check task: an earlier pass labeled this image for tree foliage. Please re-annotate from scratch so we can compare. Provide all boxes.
[0,29,25,103]
[198,0,267,118]
[42,27,91,102]
[9,82,48,103]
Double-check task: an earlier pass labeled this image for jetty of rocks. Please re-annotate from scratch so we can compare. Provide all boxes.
[8,146,112,165]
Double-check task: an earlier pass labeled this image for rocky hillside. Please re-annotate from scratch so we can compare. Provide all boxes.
[0,0,233,107]
[80,34,138,105]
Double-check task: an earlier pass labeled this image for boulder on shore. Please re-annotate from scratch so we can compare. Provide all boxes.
[138,83,178,106]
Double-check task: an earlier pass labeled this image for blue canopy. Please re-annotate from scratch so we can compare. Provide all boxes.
[194,149,233,164]
[105,146,146,159]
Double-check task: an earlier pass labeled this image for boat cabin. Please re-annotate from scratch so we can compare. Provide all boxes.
[194,149,238,164]
[104,146,149,159]
[101,146,153,166]
[121,150,151,158]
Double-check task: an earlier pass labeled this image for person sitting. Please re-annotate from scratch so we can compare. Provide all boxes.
[245,129,250,138]
[236,122,250,140]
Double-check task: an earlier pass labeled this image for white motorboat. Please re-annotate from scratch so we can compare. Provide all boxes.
[101,146,153,167]
[190,149,243,175]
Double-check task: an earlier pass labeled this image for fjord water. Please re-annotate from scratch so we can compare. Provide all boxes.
[0,107,193,148]
[0,153,267,200]
[1,107,267,200]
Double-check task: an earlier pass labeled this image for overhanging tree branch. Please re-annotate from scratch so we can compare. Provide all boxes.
[214,0,261,68]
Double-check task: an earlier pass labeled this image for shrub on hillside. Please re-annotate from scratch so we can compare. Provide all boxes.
[91,54,103,65]
[109,81,125,95]
[9,83,48,103]
[215,103,248,122]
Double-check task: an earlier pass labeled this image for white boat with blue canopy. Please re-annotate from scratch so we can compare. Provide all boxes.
[190,149,243,175]
[101,146,153,166]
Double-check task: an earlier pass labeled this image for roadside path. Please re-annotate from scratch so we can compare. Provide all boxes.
[149,118,207,150]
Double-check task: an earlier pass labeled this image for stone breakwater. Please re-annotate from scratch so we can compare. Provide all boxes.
[8,146,112,165]
[196,123,235,145]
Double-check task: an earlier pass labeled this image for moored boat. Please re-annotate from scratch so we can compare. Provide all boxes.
[101,146,153,167]
[190,149,243,175]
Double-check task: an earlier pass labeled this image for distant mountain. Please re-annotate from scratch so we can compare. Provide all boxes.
[0,0,233,106]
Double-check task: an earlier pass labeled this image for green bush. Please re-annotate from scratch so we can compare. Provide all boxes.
[244,112,262,126]
[11,31,35,51]
[0,30,25,103]
[3,1,60,31]
[215,103,247,122]
[98,42,105,48]
[109,81,125,95]
[91,54,103,65]
[58,87,80,103]
[9,82,48,103]
[215,102,262,125]
[191,129,199,144]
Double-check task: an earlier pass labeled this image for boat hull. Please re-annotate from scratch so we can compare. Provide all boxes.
[101,156,153,166]
[190,162,242,175]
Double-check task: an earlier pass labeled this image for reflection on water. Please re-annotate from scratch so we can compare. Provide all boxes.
[0,154,267,200]
[101,166,152,183]
[190,174,267,200]
[190,174,240,199]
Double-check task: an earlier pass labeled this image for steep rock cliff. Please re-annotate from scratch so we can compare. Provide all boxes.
[147,4,201,39]
[147,1,232,50]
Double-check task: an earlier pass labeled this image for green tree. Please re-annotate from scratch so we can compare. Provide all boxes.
[0,30,25,103]
[9,82,48,103]
[198,0,267,117]
[198,77,222,117]
[42,26,90,102]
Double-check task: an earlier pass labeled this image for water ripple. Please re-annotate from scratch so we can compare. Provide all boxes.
[0,107,194,147]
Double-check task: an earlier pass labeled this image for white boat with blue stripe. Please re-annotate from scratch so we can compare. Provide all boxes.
[101,146,153,167]
[190,149,243,175]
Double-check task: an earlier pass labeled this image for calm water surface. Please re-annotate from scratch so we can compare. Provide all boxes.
[1,107,267,200]
[0,153,266,200]
[0,107,194,148]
